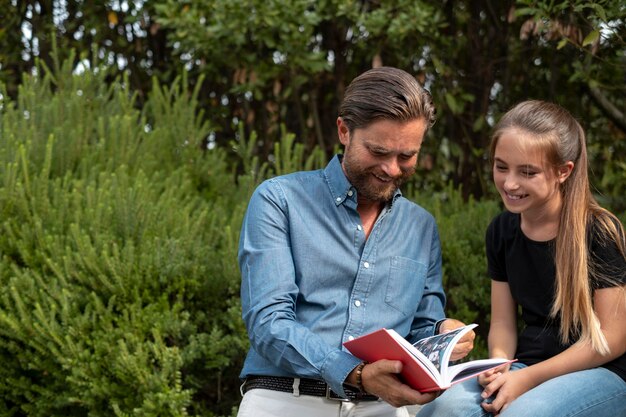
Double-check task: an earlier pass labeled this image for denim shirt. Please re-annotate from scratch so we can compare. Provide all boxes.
[238,155,445,397]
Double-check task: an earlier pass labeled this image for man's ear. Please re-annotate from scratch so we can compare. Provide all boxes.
[557,161,575,183]
[337,117,350,146]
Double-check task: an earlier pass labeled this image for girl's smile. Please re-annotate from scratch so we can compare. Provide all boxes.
[503,192,529,201]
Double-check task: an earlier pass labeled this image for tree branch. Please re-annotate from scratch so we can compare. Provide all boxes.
[586,84,626,134]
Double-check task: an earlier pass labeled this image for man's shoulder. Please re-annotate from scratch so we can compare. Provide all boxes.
[266,168,324,186]
[392,197,438,229]
[394,196,435,218]
[254,169,325,196]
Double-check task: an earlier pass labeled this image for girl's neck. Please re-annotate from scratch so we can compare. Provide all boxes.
[520,194,563,242]
[521,215,559,241]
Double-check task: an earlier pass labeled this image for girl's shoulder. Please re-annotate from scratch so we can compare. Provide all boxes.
[487,211,520,236]
[588,212,626,287]
[485,211,525,251]
[588,212,625,247]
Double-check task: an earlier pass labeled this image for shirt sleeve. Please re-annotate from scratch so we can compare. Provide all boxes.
[589,217,626,289]
[238,179,360,397]
[486,215,508,282]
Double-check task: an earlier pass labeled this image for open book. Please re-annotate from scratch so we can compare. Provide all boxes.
[343,324,514,392]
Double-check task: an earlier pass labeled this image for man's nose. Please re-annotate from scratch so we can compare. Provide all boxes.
[381,158,402,177]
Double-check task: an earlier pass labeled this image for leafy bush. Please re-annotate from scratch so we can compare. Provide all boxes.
[0,55,247,416]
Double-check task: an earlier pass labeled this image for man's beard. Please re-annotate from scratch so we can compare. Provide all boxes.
[343,156,415,202]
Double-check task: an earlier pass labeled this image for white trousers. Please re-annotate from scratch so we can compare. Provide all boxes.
[237,388,411,417]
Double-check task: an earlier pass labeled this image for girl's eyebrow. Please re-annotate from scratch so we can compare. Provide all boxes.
[494,157,541,170]
[520,164,541,171]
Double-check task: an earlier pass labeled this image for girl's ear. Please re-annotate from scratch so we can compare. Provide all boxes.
[557,161,575,183]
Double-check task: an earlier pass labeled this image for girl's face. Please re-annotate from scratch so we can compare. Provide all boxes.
[492,128,564,218]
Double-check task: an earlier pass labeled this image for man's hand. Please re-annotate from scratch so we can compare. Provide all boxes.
[438,319,475,361]
[349,360,439,407]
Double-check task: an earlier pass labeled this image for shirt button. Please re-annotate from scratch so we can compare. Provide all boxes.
[357,225,362,231]
[348,190,353,196]
[354,300,361,307]
[363,262,370,268]
[348,335,355,341]
[336,197,341,202]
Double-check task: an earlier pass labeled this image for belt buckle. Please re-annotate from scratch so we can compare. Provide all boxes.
[325,385,350,402]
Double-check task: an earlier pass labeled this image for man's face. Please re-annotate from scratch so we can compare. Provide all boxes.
[337,117,427,203]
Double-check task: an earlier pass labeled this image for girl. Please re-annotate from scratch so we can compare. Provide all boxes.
[417,100,626,417]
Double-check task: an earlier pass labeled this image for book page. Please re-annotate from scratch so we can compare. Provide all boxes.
[446,358,514,385]
[412,324,477,376]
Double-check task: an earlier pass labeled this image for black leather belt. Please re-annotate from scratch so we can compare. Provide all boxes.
[242,375,379,402]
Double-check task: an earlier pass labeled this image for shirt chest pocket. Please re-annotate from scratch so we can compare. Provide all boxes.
[384,256,427,317]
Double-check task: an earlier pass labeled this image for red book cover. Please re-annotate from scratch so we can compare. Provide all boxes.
[344,328,442,392]
[344,326,514,392]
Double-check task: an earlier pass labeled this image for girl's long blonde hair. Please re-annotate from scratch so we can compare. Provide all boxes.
[491,100,626,355]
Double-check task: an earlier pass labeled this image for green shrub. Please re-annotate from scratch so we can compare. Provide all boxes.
[0,55,247,416]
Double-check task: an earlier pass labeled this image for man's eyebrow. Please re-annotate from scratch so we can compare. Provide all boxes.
[366,143,390,153]
[369,146,418,156]
[364,140,420,156]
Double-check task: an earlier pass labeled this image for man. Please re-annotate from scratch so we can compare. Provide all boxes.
[237,67,474,417]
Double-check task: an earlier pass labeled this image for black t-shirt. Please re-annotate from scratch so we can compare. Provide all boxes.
[486,211,626,381]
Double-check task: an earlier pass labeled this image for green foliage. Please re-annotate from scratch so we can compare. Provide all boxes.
[597,155,626,214]
[268,126,327,176]
[2,1,624,207]
[0,56,247,416]
[0,2,176,102]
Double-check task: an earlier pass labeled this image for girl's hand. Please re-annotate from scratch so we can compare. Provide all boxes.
[480,368,535,415]
[478,369,501,387]
[478,362,511,387]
